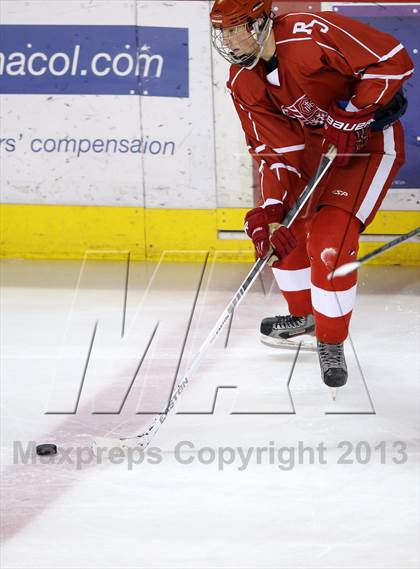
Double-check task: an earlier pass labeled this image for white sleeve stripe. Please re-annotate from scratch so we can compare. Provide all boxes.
[279,12,381,59]
[315,41,346,59]
[276,37,312,44]
[362,69,414,80]
[248,111,259,140]
[238,101,260,141]
[260,161,266,202]
[378,43,404,62]
[261,198,283,208]
[374,78,389,104]
[231,67,244,87]
[255,144,266,153]
[273,144,305,153]
[270,162,301,178]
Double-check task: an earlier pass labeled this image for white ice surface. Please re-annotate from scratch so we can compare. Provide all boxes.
[1,259,419,569]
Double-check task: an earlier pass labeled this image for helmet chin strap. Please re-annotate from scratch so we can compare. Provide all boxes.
[248,15,273,68]
[237,15,273,69]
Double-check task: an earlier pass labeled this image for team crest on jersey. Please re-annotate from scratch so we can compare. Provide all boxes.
[281,94,327,127]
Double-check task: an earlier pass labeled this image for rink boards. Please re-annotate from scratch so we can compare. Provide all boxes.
[0,1,419,262]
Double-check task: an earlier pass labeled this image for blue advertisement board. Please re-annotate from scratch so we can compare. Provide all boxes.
[332,4,419,189]
[0,25,189,97]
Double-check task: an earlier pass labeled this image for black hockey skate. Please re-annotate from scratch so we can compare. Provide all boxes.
[260,314,316,350]
[317,341,348,391]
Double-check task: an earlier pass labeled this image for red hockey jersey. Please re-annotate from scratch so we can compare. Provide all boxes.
[227,10,414,206]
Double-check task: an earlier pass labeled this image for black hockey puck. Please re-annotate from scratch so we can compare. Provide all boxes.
[36,443,57,456]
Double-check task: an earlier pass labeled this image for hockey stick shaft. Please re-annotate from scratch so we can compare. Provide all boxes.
[100,146,336,449]
[283,145,337,227]
[329,226,420,279]
[356,226,420,264]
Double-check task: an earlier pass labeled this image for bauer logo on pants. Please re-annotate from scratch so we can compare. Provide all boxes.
[0,25,189,97]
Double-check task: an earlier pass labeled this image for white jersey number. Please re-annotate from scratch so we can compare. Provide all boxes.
[293,20,329,35]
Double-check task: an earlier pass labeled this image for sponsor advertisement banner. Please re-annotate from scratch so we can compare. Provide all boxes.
[0,25,189,97]
[0,0,215,209]
[0,1,417,213]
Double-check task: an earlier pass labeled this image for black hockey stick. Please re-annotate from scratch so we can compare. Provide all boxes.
[328,226,420,280]
[93,145,337,451]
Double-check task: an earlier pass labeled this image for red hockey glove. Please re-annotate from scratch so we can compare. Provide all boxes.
[244,203,296,260]
[244,205,280,258]
[270,225,297,260]
[324,102,375,166]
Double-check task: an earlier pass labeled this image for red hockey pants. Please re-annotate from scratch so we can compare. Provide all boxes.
[271,206,361,343]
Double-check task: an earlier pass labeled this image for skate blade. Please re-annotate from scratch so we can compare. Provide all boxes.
[260,334,317,351]
[331,388,337,401]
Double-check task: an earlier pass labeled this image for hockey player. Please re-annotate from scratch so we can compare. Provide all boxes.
[210,0,413,389]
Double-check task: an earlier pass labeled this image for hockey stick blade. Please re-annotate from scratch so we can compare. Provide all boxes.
[328,261,361,280]
[92,147,337,452]
[93,435,150,451]
[328,226,420,280]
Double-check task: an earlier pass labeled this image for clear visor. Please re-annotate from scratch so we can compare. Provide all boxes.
[211,15,273,70]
